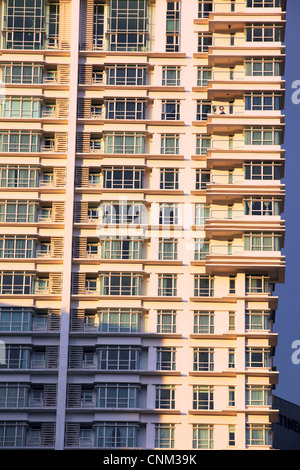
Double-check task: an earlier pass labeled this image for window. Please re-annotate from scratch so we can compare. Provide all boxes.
[246,275,269,294]
[97,384,140,408]
[244,197,280,216]
[162,66,181,86]
[0,236,36,259]
[0,384,28,407]
[228,386,235,406]
[107,0,149,52]
[157,310,177,333]
[104,132,145,154]
[98,346,140,370]
[155,385,176,409]
[192,424,213,449]
[197,33,212,52]
[158,239,178,260]
[246,24,282,42]
[165,1,180,52]
[246,310,271,330]
[2,63,42,84]
[106,65,146,85]
[0,422,26,447]
[161,100,180,120]
[198,1,213,18]
[192,386,214,410]
[196,135,211,155]
[0,201,37,223]
[156,347,176,371]
[244,127,281,146]
[159,204,179,225]
[229,276,236,294]
[160,134,179,155]
[244,232,281,251]
[158,274,177,297]
[101,238,142,260]
[194,275,214,297]
[47,1,59,48]
[93,2,104,50]
[246,347,270,368]
[102,167,144,189]
[0,307,32,332]
[228,349,235,368]
[196,100,211,120]
[195,204,210,225]
[197,66,212,86]
[0,166,39,188]
[95,422,138,448]
[3,0,46,50]
[229,426,236,447]
[245,92,281,111]
[195,169,211,189]
[246,424,271,446]
[229,311,236,331]
[0,345,30,369]
[106,98,146,120]
[100,272,142,296]
[194,239,209,260]
[98,308,141,332]
[193,311,214,334]
[244,162,281,180]
[0,131,40,152]
[101,202,145,224]
[247,0,281,7]
[160,168,179,189]
[193,348,214,371]
[155,424,175,448]
[246,385,271,406]
[245,59,282,77]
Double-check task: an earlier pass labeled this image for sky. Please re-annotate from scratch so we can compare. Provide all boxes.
[272,0,300,405]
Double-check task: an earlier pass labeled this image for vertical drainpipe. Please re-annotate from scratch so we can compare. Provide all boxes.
[55,0,80,450]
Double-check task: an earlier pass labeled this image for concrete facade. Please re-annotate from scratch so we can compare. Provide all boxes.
[0,0,286,450]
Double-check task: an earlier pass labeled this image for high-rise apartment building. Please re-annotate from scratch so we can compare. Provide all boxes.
[0,0,286,450]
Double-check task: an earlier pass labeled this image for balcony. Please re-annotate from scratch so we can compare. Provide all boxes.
[193,244,285,281]
[204,175,284,202]
[204,209,285,238]
[207,35,285,66]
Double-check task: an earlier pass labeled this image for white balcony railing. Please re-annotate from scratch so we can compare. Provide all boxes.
[209,210,244,220]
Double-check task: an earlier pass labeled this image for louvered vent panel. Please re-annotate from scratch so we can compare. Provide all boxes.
[52,202,65,223]
[69,346,83,369]
[45,346,59,369]
[49,273,62,295]
[59,0,71,50]
[77,98,91,119]
[56,99,69,119]
[57,64,70,84]
[44,384,57,407]
[70,308,85,332]
[74,201,88,223]
[79,64,93,85]
[71,273,86,295]
[75,167,89,187]
[50,237,64,258]
[41,423,56,447]
[67,384,82,408]
[65,423,80,448]
[53,167,66,187]
[54,133,68,152]
[73,237,87,258]
[80,0,94,50]
[47,308,61,331]
[76,133,91,153]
